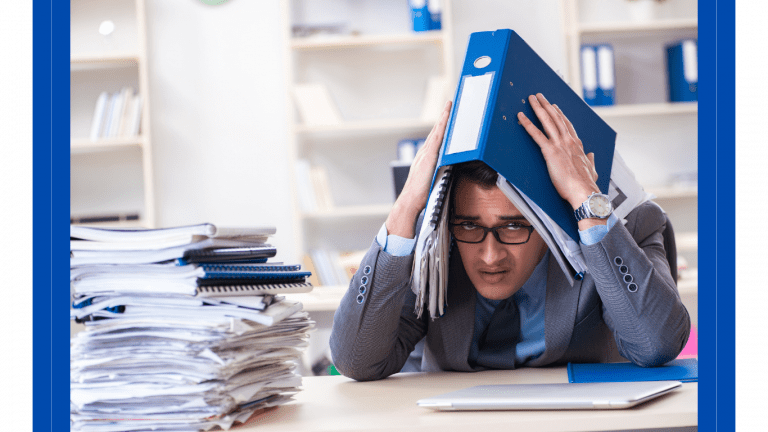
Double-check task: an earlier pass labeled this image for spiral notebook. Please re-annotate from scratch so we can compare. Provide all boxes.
[196,282,314,297]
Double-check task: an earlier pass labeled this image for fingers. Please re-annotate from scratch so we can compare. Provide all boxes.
[534,93,570,140]
[526,94,563,141]
[517,111,549,148]
[553,104,580,143]
[587,152,598,182]
[420,101,452,156]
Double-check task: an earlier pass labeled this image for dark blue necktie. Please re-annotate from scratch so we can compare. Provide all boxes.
[475,297,521,369]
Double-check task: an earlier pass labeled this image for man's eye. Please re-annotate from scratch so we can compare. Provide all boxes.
[502,224,525,231]
[460,223,479,231]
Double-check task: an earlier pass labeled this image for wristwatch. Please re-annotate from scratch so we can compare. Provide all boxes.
[574,192,613,222]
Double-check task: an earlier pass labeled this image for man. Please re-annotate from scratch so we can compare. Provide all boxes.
[330,94,691,381]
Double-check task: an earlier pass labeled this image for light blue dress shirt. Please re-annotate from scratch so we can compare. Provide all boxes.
[376,213,618,367]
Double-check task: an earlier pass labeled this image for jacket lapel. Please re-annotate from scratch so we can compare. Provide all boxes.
[528,256,583,366]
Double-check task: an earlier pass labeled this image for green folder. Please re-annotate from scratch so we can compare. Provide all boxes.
[567,358,698,383]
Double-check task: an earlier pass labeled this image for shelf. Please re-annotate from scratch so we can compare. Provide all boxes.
[647,185,698,200]
[71,136,145,153]
[302,204,392,220]
[577,18,698,34]
[291,31,444,50]
[70,218,145,229]
[71,53,141,69]
[295,118,435,136]
[592,102,697,118]
[287,285,348,312]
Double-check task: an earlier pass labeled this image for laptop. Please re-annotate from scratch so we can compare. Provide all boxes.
[416,381,682,410]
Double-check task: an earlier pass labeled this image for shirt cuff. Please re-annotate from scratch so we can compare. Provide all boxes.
[375,223,417,256]
[578,213,619,246]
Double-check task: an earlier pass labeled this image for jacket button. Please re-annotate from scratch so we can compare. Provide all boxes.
[623,274,633,283]
[359,285,366,294]
[357,294,365,304]
[614,257,623,266]
[361,275,369,285]
[363,265,372,275]
[619,265,628,274]
[627,283,638,292]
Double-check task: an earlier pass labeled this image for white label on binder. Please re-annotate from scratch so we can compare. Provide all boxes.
[597,46,614,89]
[446,72,493,155]
[683,40,698,83]
[410,0,426,7]
[581,47,597,91]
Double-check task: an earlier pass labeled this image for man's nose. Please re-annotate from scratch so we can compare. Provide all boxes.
[479,233,507,264]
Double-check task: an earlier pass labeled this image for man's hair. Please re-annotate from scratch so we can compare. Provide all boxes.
[449,160,498,212]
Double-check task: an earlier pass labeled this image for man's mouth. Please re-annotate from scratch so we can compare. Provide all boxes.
[478,269,509,282]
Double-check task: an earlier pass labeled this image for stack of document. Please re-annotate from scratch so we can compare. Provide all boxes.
[412,152,652,319]
[70,223,315,431]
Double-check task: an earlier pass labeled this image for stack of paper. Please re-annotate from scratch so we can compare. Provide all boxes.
[70,223,315,431]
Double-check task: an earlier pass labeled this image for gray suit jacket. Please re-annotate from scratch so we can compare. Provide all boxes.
[330,201,691,381]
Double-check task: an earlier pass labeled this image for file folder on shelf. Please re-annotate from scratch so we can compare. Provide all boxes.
[666,39,698,102]
[580,44,616,106]
[412,29,621,319]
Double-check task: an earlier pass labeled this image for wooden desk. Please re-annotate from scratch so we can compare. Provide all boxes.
[236,367,697,432]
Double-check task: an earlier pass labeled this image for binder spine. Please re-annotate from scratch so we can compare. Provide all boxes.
[581,46,599,106]
[596,45,615,106]
[409,0,430,32]
[666,39,698,102]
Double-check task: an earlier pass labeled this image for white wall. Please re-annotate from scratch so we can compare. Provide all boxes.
[142,0,567,264]
[451,0,568,83]
[145,0,296,261]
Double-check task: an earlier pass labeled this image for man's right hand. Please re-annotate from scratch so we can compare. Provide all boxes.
[385,100,452,240]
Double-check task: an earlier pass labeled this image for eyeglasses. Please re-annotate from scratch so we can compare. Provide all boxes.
[448,221,535,245]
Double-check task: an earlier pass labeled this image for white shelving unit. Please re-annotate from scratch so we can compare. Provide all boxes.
[561,0,698,325]
[281,0,455,313]
[70,0,155,228]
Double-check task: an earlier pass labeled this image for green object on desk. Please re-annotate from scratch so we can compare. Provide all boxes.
[327,364,341,376]
[567,358,698,383]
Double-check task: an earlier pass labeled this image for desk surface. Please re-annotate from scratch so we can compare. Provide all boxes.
[236,367,697,432]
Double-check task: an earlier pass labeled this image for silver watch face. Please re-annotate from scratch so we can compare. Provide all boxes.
[588,194,612,217]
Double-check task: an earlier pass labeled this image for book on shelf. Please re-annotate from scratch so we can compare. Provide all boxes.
[420,75,451,122]
[294,160,334,213]
[87,87,142,141]
[307,249,367,287]
[89,92,109,142]
[292,83,342,126]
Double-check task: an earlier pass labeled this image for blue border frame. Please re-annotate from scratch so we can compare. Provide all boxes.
[34,0,69,430]
[33,0,734,430]
[698,0,735,430]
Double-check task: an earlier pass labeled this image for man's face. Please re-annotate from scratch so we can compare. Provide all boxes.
[452,180,548,300]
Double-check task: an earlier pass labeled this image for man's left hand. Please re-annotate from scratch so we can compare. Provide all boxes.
[517,93,600,211]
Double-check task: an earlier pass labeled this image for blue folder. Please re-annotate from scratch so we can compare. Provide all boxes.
[436,29,617,243]
[567,358,698,383]
[667,39,698,102]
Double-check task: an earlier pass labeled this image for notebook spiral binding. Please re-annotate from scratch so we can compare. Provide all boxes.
[196,282,314,297]
[429,167,453,228]
[200,264,301,272]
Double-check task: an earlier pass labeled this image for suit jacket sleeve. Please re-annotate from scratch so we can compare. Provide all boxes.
[581,201,691,366]
[329,238,428,381]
